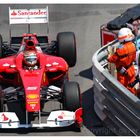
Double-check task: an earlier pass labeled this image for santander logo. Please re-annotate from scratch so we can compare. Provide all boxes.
[11,10,17,16]
[58,112,65,119]
[1,113,9,121]
[11,9,47,17]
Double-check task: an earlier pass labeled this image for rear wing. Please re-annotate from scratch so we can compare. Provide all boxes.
[9,7,49,43]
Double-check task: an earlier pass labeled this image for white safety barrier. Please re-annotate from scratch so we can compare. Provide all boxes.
[92,40,140,136]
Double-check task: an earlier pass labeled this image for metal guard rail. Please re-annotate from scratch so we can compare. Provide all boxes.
[92,40,140,136]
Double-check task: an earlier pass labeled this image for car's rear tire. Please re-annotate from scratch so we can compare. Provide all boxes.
[0,34,3,58]
[0,86,4,112]
[63,81,81,111]
[57,32,76,67]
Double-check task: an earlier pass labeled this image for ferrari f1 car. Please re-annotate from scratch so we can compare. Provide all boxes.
[0,7,82,129]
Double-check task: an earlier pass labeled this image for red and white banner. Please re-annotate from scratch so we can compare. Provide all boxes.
[9,7,49,24]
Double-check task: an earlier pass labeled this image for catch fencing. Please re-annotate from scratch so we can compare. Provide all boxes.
[92,40,140,136]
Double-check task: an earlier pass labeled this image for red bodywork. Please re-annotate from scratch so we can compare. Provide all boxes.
[0,34,68,112]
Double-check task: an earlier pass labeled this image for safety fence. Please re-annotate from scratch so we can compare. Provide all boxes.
[92,40,140,136]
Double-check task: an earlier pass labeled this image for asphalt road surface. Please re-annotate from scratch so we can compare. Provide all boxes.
[0,4,137,136]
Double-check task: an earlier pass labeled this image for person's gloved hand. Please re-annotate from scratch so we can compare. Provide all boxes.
[128,75,139,87]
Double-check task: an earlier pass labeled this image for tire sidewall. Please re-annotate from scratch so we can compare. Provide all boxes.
[0,86,4,112]
[57,32,76,67]
[63,81,81,111]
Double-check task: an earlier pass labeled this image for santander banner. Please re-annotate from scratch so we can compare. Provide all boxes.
[9,7,49,24]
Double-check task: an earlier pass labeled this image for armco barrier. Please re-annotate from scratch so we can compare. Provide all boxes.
[92,40,140,136]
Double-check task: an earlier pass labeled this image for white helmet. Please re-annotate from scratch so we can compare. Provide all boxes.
[118,27,135,43]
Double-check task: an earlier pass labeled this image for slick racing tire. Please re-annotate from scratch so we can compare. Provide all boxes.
[0,34,3,58]
[57,32,76,67]
[0,86,4,112]
[63,81,81,111]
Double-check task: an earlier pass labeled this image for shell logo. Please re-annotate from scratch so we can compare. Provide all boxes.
[27,94,38,99]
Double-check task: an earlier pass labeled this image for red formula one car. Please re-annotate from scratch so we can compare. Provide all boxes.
[0,7,82,130]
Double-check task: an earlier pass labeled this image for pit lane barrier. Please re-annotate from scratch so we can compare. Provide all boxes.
[92,40,140,136]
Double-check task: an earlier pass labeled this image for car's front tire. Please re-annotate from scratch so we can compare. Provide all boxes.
[63,81,81,131]
[63,81,81,111]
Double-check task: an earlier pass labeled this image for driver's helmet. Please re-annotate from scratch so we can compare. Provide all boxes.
[118,27,135,43]
[23,51,37,67]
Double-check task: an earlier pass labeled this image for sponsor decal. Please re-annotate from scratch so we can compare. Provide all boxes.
[10,65,16,68]
[29,104,36,109]
[58,112,73,119]
[11,10,17,16]
[9,7,49,24]
[3,63,10,67]
[27,101,39,110]
[0,113,9,122]
[52,62,59,66]
[20,9,46,16]
[27,86,37,90]
[46,64,52,67]
[58,112,65,119]
[43,73,46,83]
[27,94,38,99]
[11,9,47,16]
[27,101,38,104]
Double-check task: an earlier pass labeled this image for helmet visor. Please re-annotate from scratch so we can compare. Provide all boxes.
[25,55,37,65]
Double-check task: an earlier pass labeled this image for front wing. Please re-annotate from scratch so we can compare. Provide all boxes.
[0,110,79,129]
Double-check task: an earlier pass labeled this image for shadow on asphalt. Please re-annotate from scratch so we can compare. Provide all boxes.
[79,66,116,136]
[79,66,93,81]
